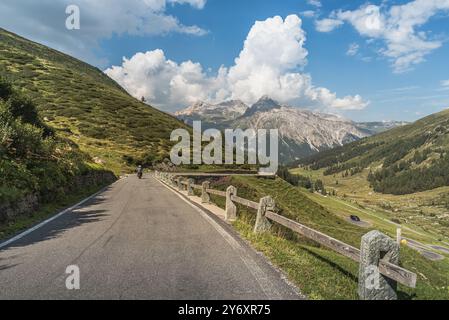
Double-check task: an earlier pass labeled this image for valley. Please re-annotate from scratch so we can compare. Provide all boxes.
[287,108,449,261]
[291,166,449,247]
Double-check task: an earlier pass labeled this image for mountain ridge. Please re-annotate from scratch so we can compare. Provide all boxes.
[175,96,405,163]
[175,99,248,125]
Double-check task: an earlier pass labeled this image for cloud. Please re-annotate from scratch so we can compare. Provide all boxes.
[106,15,369,112]
[307,0,322,8]
[300,11,317,18]
[315,18,344,32]
[315,0,449,73]
[169,0,207,9]
[226,15,309,104]
[105,50,228,111]
[0,0,207,66]
[439,79,449,91]
[346,43,360,56]
[379,86,420,94]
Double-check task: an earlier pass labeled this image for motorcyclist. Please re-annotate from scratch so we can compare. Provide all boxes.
[136,165,143,179]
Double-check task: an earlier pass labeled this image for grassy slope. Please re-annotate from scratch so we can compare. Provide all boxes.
[204,176,449,300]
[0,28,188,174]
[294,108,449,241]
[0,76,116,239]
[301,108,449,169]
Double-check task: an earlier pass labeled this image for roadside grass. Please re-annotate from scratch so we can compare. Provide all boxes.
[0,180,111,242]
[235,220,360,300]
[204,176,449,300]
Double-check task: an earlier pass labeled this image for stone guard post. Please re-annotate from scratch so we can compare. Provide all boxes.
[225,186,238,222]
[254,196,275,233]
[181,178,187,192]
[358,230,400,300]
[396,228,402,245]
[171,175,177,188]
[201,181,211,204]
[187,179,195,196]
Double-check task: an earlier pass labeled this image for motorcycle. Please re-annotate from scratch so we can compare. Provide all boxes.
[137,171,143,179]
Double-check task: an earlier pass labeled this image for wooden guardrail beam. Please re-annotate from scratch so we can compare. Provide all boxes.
[206,189,227,197]
[168,173,263,177]
[265,211,416,288]
[266,211,361,261]
[378,257,417,289]
[231,195,260,210]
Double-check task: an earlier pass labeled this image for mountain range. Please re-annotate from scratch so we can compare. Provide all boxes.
[176,96,406,163]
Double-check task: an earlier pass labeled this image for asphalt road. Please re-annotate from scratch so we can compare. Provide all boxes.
[0,175,300,300]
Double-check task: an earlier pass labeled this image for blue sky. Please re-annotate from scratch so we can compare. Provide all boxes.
[1,0,449,121]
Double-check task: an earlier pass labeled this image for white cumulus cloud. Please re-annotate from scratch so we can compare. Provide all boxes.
[315,0,449,73]
[227,15,309,104]
[105,50,228,110]
[106,15,369,112]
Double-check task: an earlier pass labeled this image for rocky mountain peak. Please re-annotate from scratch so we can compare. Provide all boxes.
[243,96,282,117]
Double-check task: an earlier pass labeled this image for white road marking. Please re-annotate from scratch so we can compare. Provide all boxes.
[0,183,117,250]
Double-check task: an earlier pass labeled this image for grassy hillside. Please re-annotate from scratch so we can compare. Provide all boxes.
[0,28,188,174]
[201,176,449,300]
[1,77,114,225]
[298,109,449,195]
[290,110,449,244]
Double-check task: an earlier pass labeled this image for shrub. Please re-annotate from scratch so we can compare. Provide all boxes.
[0,79,101,205]
[0,76,13,99]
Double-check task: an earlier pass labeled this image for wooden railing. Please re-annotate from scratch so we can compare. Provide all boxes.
[155,171,417,300]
